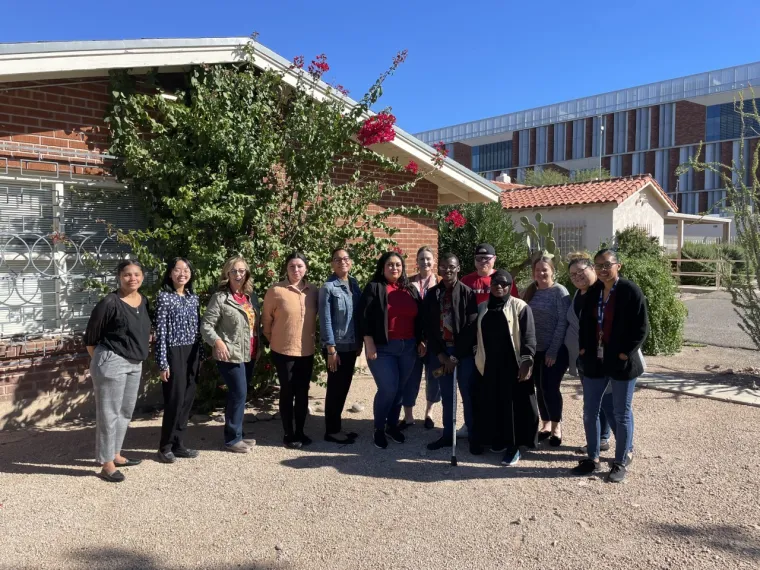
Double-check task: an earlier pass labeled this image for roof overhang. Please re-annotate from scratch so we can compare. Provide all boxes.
[0,37,500,204]
[665,212,732,225]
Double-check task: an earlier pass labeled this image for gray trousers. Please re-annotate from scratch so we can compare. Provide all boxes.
[90,346,143,464]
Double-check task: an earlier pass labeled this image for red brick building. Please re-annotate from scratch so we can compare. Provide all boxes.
[0,38,501,428]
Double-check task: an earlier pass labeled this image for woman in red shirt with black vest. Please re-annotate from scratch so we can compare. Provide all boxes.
[358,251,426,449]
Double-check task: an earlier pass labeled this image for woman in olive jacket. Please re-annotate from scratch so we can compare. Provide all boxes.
[576,249,648,483]
[201,255,262,453]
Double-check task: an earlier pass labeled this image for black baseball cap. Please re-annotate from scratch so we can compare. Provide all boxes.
[474,243,496,256]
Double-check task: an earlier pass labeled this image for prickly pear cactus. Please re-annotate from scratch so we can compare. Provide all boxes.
[512,212,562,275]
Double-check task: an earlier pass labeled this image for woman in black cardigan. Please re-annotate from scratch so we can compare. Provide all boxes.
[358,251,426,450]
[574,249,648,483]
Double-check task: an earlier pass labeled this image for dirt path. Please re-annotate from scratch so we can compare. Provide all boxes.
[1,376,759,570]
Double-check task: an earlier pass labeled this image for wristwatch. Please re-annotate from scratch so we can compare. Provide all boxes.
[450,355,459,365]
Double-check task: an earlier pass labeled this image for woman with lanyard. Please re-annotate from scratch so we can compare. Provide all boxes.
[565,253,614,455]
[201,255,261,453]
[470,270,537,465]
[85,260,151,483]
[319,247,362,444]
[399,246,441,430]
[155,257,203,464]
[575,249,648,483]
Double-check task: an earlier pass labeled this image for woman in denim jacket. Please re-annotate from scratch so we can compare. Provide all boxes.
[319,247,362,444]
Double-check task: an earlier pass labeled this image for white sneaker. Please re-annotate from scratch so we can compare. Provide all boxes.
[456,425,468,439]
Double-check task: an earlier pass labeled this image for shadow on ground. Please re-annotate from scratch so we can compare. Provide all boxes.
[648,522,760,560]
[0,403,583,483]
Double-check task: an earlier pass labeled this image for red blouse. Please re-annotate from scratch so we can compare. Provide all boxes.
[386,283,417,340]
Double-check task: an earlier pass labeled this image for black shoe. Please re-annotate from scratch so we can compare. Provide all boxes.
[97,469,125,483]
[345,432,359,440]
[607,462,627,483]
[538,431,551,442]
[297,433,313,446]
[374,429,388,449]
[501,447,521,466]
[385,426,405,444]
[490,445,507,454]
[113,458,142,467]
[157,451,176,463]
[571,459,601,475]
[324,433,355,444]
[284,435,303,449]
[549,435,562,447]
[424,417,435,430]
[426,436,452,451]
[398,420,414,431]
[172,448,199,459]
[624,451,634,467]
[469,442,484,455]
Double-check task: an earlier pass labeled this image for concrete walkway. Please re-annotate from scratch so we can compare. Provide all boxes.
[639,372,760,408]
[682,291,757,350]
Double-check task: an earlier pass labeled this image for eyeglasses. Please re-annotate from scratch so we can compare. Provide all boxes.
[172,268,191,274]
[229,269,247,275]
[438,265,459,272]
[332,256,351,263]
[475,255,494,263]
[569,270,589,279]
[492,281,510,289]
[594,262,618,271]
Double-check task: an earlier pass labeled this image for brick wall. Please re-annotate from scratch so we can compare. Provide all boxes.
[627,110,636,153]
[650,105,660,149]
[0,75,442,427]
[451,142,472,170]
[529,128,536,166]
[565,121,573,161]
[669,148,680,193]
[675,101,705,146]
[622,153,632,177]
[645,150,655,177]
[512,131,520,167]
[547,124,554,162]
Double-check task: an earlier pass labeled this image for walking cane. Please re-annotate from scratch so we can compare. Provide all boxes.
[451,365,458,467]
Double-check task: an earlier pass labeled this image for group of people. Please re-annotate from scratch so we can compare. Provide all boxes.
[84,243,647,485]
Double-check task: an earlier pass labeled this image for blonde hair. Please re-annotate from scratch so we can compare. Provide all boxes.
[567,251,593,270]
[218,255,254,296]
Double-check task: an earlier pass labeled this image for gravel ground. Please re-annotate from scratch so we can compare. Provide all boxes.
[1,376,759,570]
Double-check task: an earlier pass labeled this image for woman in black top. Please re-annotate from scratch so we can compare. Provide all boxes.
[575,249,648,483]
[84,260,151,483]
[155,257,202,464]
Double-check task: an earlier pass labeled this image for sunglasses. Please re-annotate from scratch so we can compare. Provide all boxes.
[492,280,510,289]
[475,255,494,263]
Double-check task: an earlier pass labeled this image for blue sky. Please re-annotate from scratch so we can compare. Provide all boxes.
[3,0,760,134]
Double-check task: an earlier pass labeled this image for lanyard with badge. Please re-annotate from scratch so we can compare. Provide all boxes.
[596,279,618,359]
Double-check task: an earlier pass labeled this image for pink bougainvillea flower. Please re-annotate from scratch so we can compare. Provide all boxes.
[393,49,409,67]
[291,55,305,69]
[308,54,330,79]
[432,141,450,167]
[404,160,419,175]
[391,245,404,255]
[444,209,467,228]
[357,112,396,146]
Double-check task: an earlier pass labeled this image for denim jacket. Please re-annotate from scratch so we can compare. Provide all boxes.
[319,274,361,351]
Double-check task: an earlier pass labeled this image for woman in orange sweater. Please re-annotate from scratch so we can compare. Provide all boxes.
[262,252,319,449]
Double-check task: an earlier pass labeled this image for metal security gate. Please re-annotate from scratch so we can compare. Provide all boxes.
[0,177,147,340]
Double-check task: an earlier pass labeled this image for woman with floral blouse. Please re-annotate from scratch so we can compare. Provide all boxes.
[155,257,202,463]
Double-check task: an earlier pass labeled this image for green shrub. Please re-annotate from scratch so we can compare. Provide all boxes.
[438,203,529,282]
[613,227,687,355]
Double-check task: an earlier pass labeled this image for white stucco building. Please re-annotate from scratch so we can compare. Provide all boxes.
[498,175,679,253]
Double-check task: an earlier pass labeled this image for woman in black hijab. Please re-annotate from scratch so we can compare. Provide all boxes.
[471,270,538,465]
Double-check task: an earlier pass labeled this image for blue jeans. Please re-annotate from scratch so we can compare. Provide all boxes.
[599,388,613,441]
[367,339,418,431]
[402,356,441,408]
[217,360,255,446]
[582,375,636,463]
[431,348,475,439]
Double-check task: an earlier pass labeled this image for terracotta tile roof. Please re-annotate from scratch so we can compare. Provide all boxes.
[493,181,526,191]
[499,175,678,212]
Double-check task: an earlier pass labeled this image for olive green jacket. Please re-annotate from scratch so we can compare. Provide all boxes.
[201,289,262,363]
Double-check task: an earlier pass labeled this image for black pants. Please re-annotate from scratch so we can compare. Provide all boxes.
[272,351,315,438]
[159,343,201,453]
[534,345,569,423]
[323,350,357,435]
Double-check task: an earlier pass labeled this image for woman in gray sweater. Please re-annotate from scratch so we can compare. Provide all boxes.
[522,256,570,446]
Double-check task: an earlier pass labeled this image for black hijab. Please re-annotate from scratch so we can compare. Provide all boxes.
[487,269,513,310]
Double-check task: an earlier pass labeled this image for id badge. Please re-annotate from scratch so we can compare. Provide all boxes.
[597,344,604,360]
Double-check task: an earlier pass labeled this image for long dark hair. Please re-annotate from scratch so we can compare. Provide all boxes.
[161,257,195,294]
[371,251,410,289]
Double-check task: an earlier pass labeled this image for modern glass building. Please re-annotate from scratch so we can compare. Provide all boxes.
[415,62,760,216]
